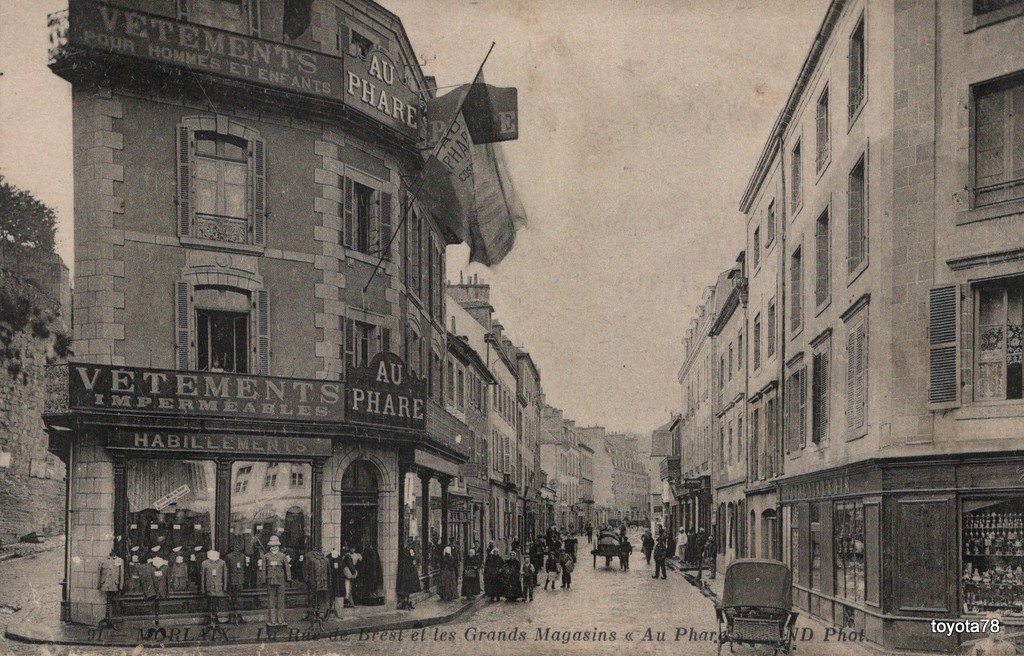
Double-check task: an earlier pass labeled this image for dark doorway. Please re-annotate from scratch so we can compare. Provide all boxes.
[340,460,383,605]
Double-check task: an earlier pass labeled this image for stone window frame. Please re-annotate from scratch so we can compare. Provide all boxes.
[174,267,269,375]
[177,116,266,254]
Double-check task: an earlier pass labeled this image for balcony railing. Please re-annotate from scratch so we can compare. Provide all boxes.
[659,456,681,481]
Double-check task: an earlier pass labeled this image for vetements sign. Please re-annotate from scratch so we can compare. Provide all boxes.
[346,352,426,431]
[109,431,333,458]
[65,363,344,422]
[67,0,345,101]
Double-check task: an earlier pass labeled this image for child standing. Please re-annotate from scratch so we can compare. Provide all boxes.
[522,559,536,601]
[543,552,560,590]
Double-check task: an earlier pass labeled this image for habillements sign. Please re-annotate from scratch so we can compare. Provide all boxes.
[346,352,426,431]
[67,0,345,101]
[63,363,344,422]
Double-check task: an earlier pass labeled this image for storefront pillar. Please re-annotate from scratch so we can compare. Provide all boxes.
[440,475,451,546]
[310,459,324,550]
[397,466,406,551]
[215,458,231,553]
[419,470,431,583]
[112,452,127,559]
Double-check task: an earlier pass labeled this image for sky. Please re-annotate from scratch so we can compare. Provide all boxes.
[0,0,828,435]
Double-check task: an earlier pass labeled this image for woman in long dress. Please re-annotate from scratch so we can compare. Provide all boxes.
[483,544,503,601]
[396,544,421,610]
[462,548,481,599]
[438,546,459,602]
[503,551,523,601]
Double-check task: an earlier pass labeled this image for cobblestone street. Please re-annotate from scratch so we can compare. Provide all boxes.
[0,531,883,656]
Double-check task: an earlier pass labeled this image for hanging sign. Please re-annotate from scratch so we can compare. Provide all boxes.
[346,352,426,430]
[153,485,191,511]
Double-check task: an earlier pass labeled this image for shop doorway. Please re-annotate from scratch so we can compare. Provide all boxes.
[339,460,384,605]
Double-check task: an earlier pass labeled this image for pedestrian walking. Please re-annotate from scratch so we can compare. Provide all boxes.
[652,538,667,580]
[543,551,560,590]
[522,559,536,601]
[585,522,593,544]
[558,546,574,589]
[396,544,420,610]
[438,546,458,602]
[462,547,481,599]
[641,531,654,565]
[677,528,689,563]
[529,538,546,587]
[484,544,503,601]
[620,536,633,571]
[704,533,717,580]
[503,551,523,601]
[565,534,578,562]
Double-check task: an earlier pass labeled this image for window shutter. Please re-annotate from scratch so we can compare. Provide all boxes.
[255,289,270,375]
[815,216,829,306]
[784,375,794,453]
[380,192,392,260]
[175,281,192,369]
[847,172,864,272]
[344,318,355,373]
[856,322,867,427]
[342,176,354,248]
[799,367,807,448]
[176,126,194,237]
[928,285,960,406]
[250,137,266,246]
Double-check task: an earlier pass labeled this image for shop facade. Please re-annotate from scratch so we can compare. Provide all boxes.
[778,454,1024,653]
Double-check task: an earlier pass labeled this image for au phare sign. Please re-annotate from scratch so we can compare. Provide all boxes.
[346,352,426,430]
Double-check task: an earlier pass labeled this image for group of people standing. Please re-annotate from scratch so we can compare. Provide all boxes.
[640,525,718,582]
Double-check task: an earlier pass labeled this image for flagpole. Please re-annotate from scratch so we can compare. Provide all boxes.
[363,42,496,293]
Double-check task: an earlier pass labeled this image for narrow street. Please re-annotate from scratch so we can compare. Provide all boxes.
[0,531,878,656]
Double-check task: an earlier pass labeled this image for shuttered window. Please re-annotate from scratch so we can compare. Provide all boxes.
[791,247,803,333]
[176,121,265,247]
[816,87,830,172]
[846,313,868,433]
[753,227,761,269]
[790,140,803,212]
[928,286,960,406]
[255,289,269,375]
[785,365,806,452]
[848,155,867,273]
[767,299,777,358]
[753,314,761,371]
[974,279,1024,402]
[815,209,830,307]
[766,199,777,246]
[848,17,866,119]
[974,75,1024,207]
[175,281,192,370]
[812,340,830,444]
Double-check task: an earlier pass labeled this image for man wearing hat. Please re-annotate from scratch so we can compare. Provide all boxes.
[262,535,291,625]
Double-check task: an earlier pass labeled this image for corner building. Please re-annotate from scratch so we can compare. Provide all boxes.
[45,0,470,624]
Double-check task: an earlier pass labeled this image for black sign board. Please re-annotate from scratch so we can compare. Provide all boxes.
[65,363,344,422]
[346,352,426,431]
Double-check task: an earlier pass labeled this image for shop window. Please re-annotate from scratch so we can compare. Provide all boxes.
[976,278,1024,401]
[126,459,216,594]
[961,498,1024,615]
[229,461,312,589]
[834,500,865,602]
[791,507,801,584]
[810,504,821,590]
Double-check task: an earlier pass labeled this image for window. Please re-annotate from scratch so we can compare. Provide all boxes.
[810,503,822,590]
[719,357,726,391]
[182,0,254,34]
[345,320,374,371]
[815,209,830,307]
[848,155,867,274]
[973,75,1024,207]
[791,246,803,333]
[737,417,744,463]
[753,314,762,370]
[766,199,776,246]
[234,465,252,494]
[446,359,455,404]
[290,468,305,488]
[350,30,374,59]
[846,312,869,432]
[767,299,777,358]
[816,87,830,172]
[786,365,807,451]
[197,309,248,373]
[751,408,760,480]
[753,226,761,269]
[812,340,830,444]
[354,182,375,254]
[738,331,744,369]
[457,366,466,410]
[975,278,1024,401]
[835,500,865,602]
[728,344,734,380]
[719,426,726,469]
[790,140,803,212]
[766,396,778,477]
[263,469,278,489]
[848,17,866,119]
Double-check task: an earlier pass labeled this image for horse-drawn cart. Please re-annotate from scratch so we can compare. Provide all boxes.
[591,530,622,568]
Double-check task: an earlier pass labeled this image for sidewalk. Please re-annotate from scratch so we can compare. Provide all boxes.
[5,593,487,649]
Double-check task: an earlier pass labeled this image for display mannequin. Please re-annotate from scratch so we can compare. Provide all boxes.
[200,549,228,625]
[225,539,247,624]
[169,547,189,593]
[96,550,124,629]
[126,547,143,594]
[262,535,290,626]
[302,549,329,628]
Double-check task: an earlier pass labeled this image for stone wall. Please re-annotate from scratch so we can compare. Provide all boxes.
[0,303,67,543]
